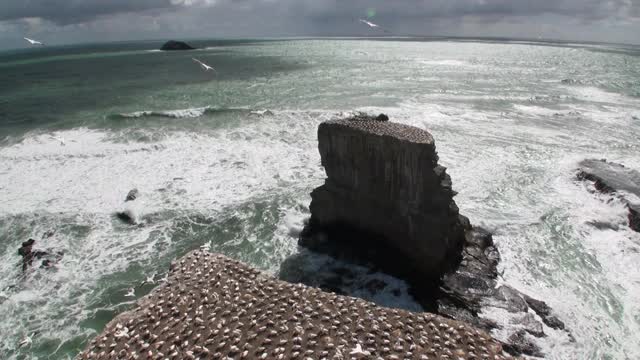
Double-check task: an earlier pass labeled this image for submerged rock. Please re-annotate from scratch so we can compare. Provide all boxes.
[80,250,511,360]
[125,188,139,202]
[160,40,195,51]
[577,159,640,232]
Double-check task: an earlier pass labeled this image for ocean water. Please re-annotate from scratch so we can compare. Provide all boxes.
[0,38,639,359]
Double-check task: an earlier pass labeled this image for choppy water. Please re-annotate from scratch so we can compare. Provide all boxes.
[1,38,639,359]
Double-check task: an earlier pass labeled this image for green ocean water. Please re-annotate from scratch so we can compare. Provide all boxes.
[0,38,639,359]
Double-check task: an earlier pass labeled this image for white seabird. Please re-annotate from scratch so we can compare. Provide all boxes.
[24,37,44,46]
[124,288,135,297]
[350,343,371,356]
[192,58,217,73]
[18,334,33,348]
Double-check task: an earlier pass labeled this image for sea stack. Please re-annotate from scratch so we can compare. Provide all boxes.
[300,116,468,285]
[160,40,195,51]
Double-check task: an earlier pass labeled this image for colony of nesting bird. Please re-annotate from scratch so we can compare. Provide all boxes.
[343,114,434,144]
[81,250,513,359]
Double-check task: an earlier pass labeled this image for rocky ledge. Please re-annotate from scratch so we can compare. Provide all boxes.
[577,159,640,232]
[300,115,567,357]
[160,40,195,51]
[80,250,513,360]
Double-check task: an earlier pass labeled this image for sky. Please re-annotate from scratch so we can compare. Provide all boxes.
[1,0,639,49]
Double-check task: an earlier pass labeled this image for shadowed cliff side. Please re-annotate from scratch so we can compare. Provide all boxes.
[301,116,468,291]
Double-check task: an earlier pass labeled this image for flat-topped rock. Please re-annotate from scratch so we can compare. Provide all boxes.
[80,251,511,360]
[328,117,435,144]
[302,117,467,287]
[577,159,640,232]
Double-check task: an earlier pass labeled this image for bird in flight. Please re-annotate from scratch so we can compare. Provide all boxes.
[359,19,380,28]
[358,19,391,34]
[24,37,44,46]
[18,334,33,348]
[124,288,135,297]
[192,58,217,73]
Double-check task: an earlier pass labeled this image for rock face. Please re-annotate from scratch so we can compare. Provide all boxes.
[160,40,195,51]
[80,250,512,360]
[299,116,567,357]
[577,159,640,232]
[301,118,468,286]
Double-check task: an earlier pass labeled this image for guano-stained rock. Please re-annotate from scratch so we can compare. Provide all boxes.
[79,250,512,360]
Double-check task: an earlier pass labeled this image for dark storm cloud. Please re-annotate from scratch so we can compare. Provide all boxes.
[0,0,638,25]
[0,0,178,24]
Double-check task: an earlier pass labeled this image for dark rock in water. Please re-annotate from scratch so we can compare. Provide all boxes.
[116,210,136,225]
[160,40,195,51]
[125,188,139,202]
[484,285,530,313]
[512,313,545,338]
[376,113,389,121]
[585,220,619,231]
[301,118,467,287]
[629,205,640,232]
[523,294,565,330]
[504,330,544,357]
[577,159,640,232]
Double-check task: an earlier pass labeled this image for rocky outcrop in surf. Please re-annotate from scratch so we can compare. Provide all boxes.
[80,250,512,360]
[577,159,640,232]
[300,115,567,357]
[160,40,195,51]
[117,189,141,225]
[300,117,467,286]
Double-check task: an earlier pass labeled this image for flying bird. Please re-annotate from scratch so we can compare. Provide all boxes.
[124,288,135,297]
[359,19,380,28]
[192,58,217,73]
[24,37,44,46]
[18,334,33,348]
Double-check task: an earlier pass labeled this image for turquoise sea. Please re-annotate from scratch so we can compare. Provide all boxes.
[1,38,639,359]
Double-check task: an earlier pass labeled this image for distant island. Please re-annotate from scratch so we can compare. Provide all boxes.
[160,40,195,51]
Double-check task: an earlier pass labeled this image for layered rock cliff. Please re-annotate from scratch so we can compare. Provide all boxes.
[301,117,468,285]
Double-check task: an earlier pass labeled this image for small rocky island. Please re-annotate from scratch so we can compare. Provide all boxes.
[160,40,195,51]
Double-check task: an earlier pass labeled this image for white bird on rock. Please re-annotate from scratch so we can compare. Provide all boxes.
[24,37,44,46]
[350,343,370,356]
[192,58,217,73]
